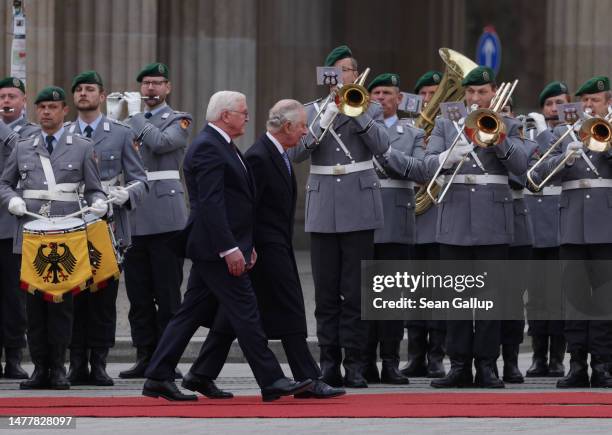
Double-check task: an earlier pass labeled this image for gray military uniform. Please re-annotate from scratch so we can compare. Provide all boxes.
[68,116,148,247]
[424,116,529,246]
[373,119,427,244]
[126,104,192,235]
[509,139,538,248]
[289,100,390,233]
[0,131,106,253]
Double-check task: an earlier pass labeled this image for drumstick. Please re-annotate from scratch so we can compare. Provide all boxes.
[23,210,50,220]
[59,181,143,220]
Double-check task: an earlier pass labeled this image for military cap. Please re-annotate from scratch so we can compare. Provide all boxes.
[71,70,104,93]
[538,81,569,107]
[575,76,610,96]
[367,73,400,92]
[34,86,66,105]
[0,76,25,94]
[462,66,495,87]
[136,62,169,83]
[324,45,353,67]
[414,70,442,93]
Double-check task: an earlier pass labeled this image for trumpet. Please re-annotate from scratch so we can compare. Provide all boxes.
[426,80,518,204]
[308,68,371,144]
[527,112,612,190]
[106,92,160,101]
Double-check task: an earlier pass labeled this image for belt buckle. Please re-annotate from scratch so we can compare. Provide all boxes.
[466,174,476,184]
[332,165,346,175]
[579,179,591,189]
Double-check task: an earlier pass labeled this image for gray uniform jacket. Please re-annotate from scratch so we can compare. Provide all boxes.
[68,116,149,247]
[532,123,612,245]
[373,119,427,244]
[126,104,192,236]
[424,116,529,246]
[289,100,390,233]
[0,117,40,240]
[0,132,106,253]
[524,128,561,248]
[509,139,538,248]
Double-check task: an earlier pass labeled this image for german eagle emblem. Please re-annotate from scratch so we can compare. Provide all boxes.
[88,241,102,275]
[33,242,77,284]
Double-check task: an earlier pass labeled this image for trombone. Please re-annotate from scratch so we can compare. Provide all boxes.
[426,80,518,204]
[308,68,371,144]
[106,93,160,101]
[526,112,612,190]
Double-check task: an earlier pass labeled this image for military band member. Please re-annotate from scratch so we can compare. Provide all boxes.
[533,76,612,388]
[363,73,428,385]
[66,71,148,386]
[0,77,38,379]
[404,70,446,379]
[0,86,107,389]
[288,45,390,388]
[524,81,570,378]
[117,63,192,379]
[424,67,529,388]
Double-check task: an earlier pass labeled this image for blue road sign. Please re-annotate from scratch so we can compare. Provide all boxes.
[476,27,502,75]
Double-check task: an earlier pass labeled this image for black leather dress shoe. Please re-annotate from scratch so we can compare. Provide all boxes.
[181,372,233,399]
[142,379,198,401]
[294,380,346,399]
[261,377,312,402]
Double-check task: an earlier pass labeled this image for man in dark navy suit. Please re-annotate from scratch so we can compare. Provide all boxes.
[142,91,312,401]
[183,100,345,399]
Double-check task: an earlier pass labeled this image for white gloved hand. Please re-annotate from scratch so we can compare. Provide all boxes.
[319,102,340,129]
[124,92,142,116]
[109,186,130,206]
[8,197,26,216]
[528,112,548,134]
[564,141,583,166]
[438,138,472,169]
[90,198,108,218]
[106,93,125,120]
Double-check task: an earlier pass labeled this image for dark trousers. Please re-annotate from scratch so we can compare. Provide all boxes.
[502,246,531,345]
[145,261,284,387]
[439,244,507,361]
[407,242,445,331]
[0,239,26,349]
[560,244,612,356]
[528,247,564,336]
[70,279,118,349]
[26,292,73,362]
[310,231,373,351]
[124,232,183,347]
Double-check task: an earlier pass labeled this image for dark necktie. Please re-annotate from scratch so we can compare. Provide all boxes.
[84,125,93,138]
[282,151,292,176]
[45,136,54,154]
[144,112,152,119]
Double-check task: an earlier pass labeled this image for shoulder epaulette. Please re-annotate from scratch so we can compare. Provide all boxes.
[110,119,131,128]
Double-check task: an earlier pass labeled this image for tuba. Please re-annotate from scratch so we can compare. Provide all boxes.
[414,48,478,215]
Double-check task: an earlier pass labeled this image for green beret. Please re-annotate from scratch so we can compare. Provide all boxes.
[538,81,569,107]
[414,70,442,93]
[136,62,169,83]
[71,70,104,93]
[324,45,353,67]
[0,76,25,94]
[575,76,610,96]
[461,66,495,87]
[34,86,66,105]
[367,73,400,92]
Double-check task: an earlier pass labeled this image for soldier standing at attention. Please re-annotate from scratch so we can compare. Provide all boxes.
[118,63,193,379]
[66,71,148,386]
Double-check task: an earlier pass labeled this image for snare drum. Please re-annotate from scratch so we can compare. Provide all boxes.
[83,213,120,290]
[20,217,92,302]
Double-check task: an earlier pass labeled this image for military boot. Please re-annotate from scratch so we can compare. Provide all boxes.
[3,348,29,379]
[557,351,589,388]
[526,335,549,377]
[67,347,89,385]
[380,340,409,384]
[48,345,70,390]
[119,346,154,379]
[548,335,566,377]
[319,346,343,388]
[400,327,427,377]
[502,343,524,383]
[343,348,367,388]
[89,347,114,386]
[431,357,473,388]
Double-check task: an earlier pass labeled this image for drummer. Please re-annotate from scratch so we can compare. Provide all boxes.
[66,71,148,387]
[0,86,107,390]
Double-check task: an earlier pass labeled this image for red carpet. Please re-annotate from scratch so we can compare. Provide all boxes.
[2,393,612,418]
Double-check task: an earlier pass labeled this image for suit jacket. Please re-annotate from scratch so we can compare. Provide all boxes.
[181,124,255,262]
[240,133,307,337]
[288,100,389,233]
[127,104,192,236]
[424,116,529,246]
[68,117,148,247]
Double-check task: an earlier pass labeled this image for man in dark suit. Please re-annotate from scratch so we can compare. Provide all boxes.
[142,91,312,401]
[182,100,345,399]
